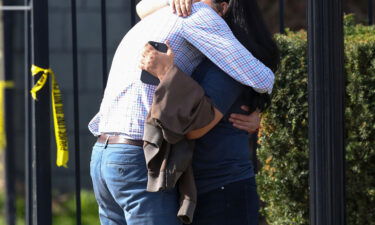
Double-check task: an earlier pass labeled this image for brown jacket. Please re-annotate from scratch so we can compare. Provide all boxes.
[143,66,215,224]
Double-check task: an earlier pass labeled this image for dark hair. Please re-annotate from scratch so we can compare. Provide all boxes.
[214,0,280,112]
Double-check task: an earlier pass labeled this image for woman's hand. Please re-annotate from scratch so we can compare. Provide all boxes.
[229,106,261,134]
[139,41,175,81]
[171,0,194,17]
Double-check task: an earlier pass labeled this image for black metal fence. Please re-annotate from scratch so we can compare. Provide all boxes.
[1,0,374,225]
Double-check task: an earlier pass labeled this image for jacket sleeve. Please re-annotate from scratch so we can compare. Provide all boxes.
[150,66,216,143]
[144,67,208,224]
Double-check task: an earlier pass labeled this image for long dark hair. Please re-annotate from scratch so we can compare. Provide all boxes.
[215,0,280,111]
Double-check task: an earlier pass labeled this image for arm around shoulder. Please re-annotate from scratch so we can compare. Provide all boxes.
[186,108,223,140]
[153,66,224,140]
[136,0,169,19]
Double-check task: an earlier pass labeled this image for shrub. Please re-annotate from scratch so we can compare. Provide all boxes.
[257,15,375,225]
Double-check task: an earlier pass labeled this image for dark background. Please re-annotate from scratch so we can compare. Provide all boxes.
[259,0,370,32]
[5,0,371,194]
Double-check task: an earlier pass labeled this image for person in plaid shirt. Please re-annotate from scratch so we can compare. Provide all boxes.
[89,0,276,224]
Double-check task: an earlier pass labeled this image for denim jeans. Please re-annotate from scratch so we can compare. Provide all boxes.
[189,177,260,225]
[90,142,182,225]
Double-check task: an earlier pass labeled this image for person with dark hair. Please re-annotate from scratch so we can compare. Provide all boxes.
[138,0,280,224]
[89,0,275,224]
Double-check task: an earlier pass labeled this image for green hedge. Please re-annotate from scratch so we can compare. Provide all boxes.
[257,15,375,225]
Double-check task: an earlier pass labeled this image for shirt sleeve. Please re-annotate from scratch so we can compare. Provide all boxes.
[192,61,244,115]
[181,3,274,94]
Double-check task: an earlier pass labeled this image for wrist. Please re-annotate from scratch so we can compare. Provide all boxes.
[164,64,175,76]
[158,65,177,81]
[156,65,175,81]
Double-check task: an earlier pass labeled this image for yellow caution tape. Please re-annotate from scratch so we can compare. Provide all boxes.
[0,81,15,150]
[31,65,69,167]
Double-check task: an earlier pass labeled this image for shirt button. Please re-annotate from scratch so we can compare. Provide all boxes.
[221,186,225,190]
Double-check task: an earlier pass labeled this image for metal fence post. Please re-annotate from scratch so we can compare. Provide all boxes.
[369,0,374,25]
[131,0,136,26]
[279,0,285,33]
[101,0,108,89]
[308,0,346,224]
[30,0,52,224]
[2,0,16,224]
[24,1,33,225]
[70,0,82,224]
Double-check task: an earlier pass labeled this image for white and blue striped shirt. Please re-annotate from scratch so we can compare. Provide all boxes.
[88,2,274,140]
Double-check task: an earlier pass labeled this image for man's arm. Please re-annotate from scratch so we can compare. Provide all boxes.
[181,3,275,94]
[136,0,168,19]
[140,42,223,139]
[140,42,260,139]
[185,108,223,139]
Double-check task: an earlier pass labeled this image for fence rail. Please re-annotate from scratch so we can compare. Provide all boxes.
[308,0,345,224]
[101,0,108,90]
[279,0,285,33]
[30,0,53,224]
[23,2,32,225]
[2,1,16,225]
[0,5,31,11]
[70,1,81,225]
[369,0,374,24]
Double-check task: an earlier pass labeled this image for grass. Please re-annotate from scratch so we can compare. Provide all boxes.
[0,190,100,225]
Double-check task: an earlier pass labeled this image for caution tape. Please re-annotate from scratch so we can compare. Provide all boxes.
[0,81,14,150]
[31,65,69,167]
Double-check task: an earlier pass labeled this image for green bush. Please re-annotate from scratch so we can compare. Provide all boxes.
[257,15,375,225]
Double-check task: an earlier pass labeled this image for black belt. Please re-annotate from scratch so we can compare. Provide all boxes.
[97,134,144,147]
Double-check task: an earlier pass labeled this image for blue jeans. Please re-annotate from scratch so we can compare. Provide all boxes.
[90,142,182,225]
[189,178,260,225]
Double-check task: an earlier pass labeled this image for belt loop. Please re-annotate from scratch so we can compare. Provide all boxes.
[104,135,110,149]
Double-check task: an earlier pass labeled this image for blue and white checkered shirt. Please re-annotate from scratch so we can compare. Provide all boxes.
[88,2,274,139]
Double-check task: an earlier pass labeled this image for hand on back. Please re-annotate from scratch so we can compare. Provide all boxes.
[230,106,261,134]
[171,0,195,17]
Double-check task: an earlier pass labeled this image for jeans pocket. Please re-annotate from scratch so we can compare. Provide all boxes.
[104,163,148,185]
[90,145,102,175]
[90,143,104,162]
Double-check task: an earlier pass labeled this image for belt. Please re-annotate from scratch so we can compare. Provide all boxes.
[97,134,144,147]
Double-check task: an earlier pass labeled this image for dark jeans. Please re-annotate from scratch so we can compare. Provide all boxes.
[189,177,259,225]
